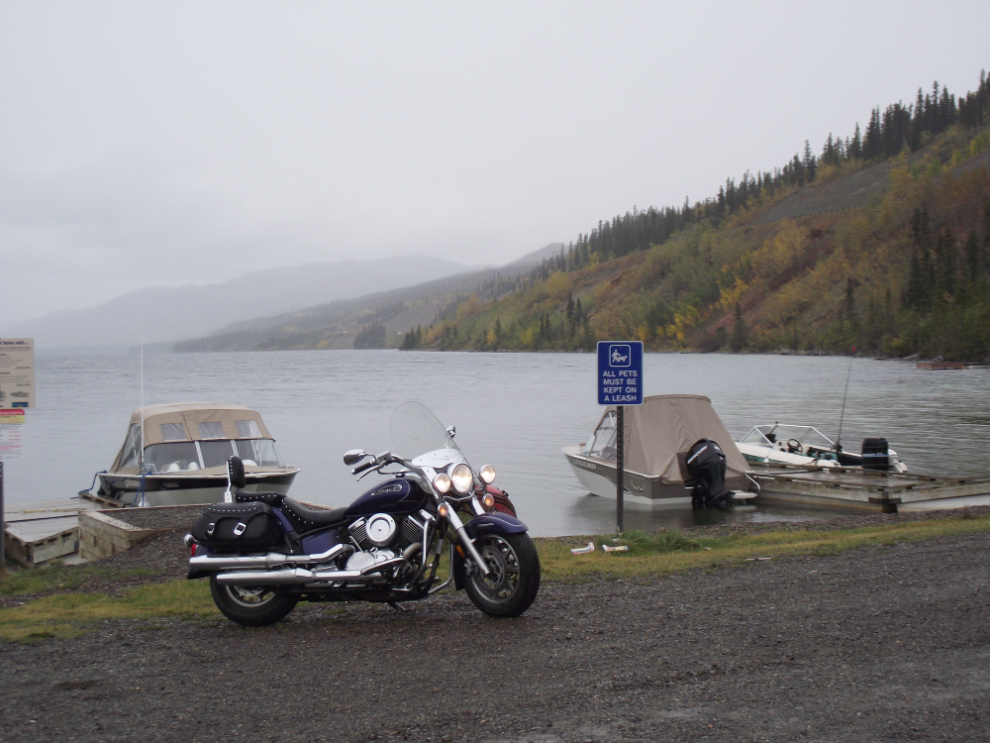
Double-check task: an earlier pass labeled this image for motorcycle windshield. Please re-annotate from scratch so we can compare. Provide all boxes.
[390,401,460,461]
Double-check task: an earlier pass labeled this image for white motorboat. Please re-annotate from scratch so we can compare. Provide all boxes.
[94,402,299,506]
[735,424,908,473]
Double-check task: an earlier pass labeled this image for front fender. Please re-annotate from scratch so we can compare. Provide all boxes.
[464,512,528,538]
[453,512,529,590]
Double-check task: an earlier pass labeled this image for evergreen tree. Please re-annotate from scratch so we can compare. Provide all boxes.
[849,123,862,159]
[845,278,859,336]
[938,226,956,296]
[803,140,817,181]
[906,249,925,310]
[730,303,747,352]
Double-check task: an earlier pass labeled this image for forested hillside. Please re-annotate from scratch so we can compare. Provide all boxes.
[403,71,990,361]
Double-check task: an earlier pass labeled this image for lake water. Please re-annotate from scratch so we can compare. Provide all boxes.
[5,350,990,536]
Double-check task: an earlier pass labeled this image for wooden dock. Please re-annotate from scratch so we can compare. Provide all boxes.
[3,495,198,566]
[752,467,990,513]
[4,496,107,565]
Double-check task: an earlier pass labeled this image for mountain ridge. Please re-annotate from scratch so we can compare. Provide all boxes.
[2,255,472,351]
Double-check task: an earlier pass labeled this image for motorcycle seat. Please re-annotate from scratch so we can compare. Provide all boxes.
[234,490,285,507]
[280,497,349,532]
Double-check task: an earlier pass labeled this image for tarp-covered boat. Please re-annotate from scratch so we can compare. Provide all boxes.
[95,402,299,506]
[562,394,753,505]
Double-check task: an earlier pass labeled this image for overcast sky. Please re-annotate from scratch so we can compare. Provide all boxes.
[1,1,987,326]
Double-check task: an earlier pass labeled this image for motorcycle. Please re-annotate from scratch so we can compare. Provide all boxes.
[185,401,540,626]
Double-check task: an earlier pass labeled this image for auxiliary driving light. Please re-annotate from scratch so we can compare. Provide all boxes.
[433,473,452,494]
[479,464,496,484]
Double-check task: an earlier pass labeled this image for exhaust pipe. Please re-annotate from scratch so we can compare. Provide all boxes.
[215,555,413,586]
[217,568,315,585]
[216,567,368,586]
[190,543,352,571]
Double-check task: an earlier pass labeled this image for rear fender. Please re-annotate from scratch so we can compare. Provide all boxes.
[187,543,212,580]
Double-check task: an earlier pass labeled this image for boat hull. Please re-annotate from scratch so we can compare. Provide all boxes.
[97,468,299,507]
[563,445,690,506]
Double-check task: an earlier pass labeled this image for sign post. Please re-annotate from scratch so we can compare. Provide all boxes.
[0,461,4,576]
[0,408,26,576]
[0,338,36,409]
[0,337,34,574]
[597,341,643,533]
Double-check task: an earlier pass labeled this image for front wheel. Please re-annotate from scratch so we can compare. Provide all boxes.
[465,532,540,618]
[209,574,299,626]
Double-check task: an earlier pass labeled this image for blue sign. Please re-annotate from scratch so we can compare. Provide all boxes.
[597,341,643,405]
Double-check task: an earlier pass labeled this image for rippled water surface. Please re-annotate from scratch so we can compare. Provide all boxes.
[7,351,990,536]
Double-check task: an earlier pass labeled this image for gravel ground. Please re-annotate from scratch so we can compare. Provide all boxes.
[1,511,989,742]
[102,505,207,532]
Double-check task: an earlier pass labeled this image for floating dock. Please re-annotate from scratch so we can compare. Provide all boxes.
[915,361,985,370]
[752,467,990,513]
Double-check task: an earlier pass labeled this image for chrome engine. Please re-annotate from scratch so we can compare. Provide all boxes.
[349,513,426,551]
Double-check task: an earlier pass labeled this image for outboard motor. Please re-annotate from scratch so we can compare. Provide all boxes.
[685,438,732,509]
[861,438,890,471]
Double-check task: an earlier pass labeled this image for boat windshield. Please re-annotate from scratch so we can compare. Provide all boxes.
[581,411,618,462]
[143,439,285,473]
[145,442,200,472]
[390,401,459,460]
[739,425,836,449]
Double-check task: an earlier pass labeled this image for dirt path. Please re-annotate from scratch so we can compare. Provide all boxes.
[1,530,988,742]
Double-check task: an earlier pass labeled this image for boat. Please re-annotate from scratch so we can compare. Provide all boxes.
[94,402,299,506]
[562,394,754,506]
[735,423,908,473]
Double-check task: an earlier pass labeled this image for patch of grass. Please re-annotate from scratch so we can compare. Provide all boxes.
[0,580,216,643]
[535,515,990,582]
[0,561,163,598]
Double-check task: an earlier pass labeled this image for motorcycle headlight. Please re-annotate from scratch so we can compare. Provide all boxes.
[451,463,474,494]
[478,464,496,484]
[433,473,452,494]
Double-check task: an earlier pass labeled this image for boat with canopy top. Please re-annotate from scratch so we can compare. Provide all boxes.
[562,394,754,506]
[94,402,299,506]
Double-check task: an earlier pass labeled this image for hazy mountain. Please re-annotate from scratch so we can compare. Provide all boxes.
[499,242,565,271]
[173,243,566,352]
[3,256,470,351]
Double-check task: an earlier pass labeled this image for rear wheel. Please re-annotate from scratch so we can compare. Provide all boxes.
[209,575,298,626]
[464,532,540,618]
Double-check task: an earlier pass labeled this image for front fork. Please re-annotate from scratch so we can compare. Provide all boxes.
[442,502,491,576]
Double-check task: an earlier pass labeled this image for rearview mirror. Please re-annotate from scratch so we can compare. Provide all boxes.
[343,449,368,466]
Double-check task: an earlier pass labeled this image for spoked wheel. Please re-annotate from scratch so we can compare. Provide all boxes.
[465,532,540,618]
[209,574,298,626]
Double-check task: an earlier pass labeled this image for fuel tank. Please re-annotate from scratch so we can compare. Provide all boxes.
[345,477,428,518]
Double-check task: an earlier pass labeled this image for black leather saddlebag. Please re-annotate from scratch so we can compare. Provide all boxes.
[191,502,282,551]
